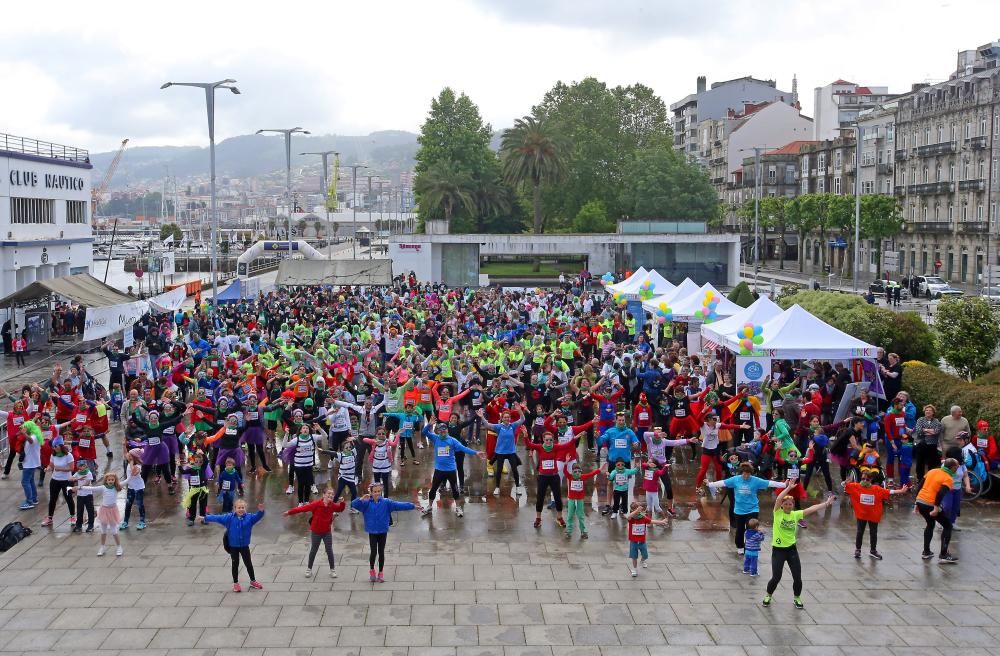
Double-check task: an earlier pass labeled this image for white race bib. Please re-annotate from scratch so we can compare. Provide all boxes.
[638,412,649,422]
[147,436,160,446]
[739,412,751,421]
[675,409,686,418]
[894,417,904,427]
[615,474,626,486]
[859,493,875,505]
[630,523,646,537]
[76,413,87,424]
[437,447,450,458]
[614,438,627,449]
[644,470,654,480]
[79,438,91,448]
[221,480,231,490]
[226,428,237,437]
[247,412,258,421]
[541,459,555,470]
[570,480,584,491]
[190,475,201,486]
[375,446,388,459]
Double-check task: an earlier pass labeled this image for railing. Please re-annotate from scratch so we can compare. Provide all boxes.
[958,178,986,192]
[906,221,953,233]
[915,141,957,158]
[876,163,894,175]
[894,185,906,196]
[895,148,908,160]
[958,221,989,233]
[0,133,90,163]
[909,182,954,195]
[969,135,988,150]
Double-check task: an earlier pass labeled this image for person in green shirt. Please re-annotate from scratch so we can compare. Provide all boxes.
[763,481,835,610]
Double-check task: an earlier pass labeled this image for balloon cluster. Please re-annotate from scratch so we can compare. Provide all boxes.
[638,279,655,301]
[694,290,721,323]
[737,322,764,355]
[655,301,673,324]
[612,291,627,306]
[601,272,615,285]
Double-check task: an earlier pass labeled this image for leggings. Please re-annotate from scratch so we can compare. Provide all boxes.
[368,532,387,571]
[659,469,674,502]
[492,454,521,488]
[308,531,335,570]
[334,478,359,502]
[141,463,174,485]
[3,449,19,476]
[373,470,391,492]
[766,544,802,597]
[611,490,629,514]
[454,452,466,489]
[732,512,759,549]
[695,450,723,487]
[535,474,562,512]
[917,502,952,555]
[247,443,268,470]
[124,488,145,522]
[230,546,256,582]
[47,479,75,517]
[399,437,416,460]
[187,491,208,520]
[856,519,878,551]
[802,460,833,493]
[429,470,460,502]
[75,495,95,529]
[295,466,314,504]
[913,443,941,481]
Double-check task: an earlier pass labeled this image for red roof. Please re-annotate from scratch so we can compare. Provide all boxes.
[854,86,873,94]
[766,140,818,155]
[832,79,855,85]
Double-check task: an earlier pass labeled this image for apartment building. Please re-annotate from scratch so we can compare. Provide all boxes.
[813,80,894,140]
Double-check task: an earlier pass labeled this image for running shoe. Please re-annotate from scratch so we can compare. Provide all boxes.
[18,502,32,511]
[330,570,337,579]
[285,485,294,495]
[750,572,758,577]
[116,545,123,557]
[305,569,312,578]
[556,516,566,528]
[310,484,319,495]
[97,546,106,557]
[85,526,94,533]
[41,517,52,527]
[369,569,377,582]
[581,532,588,540]
[641,560,648,568]
[797,520,808,529]
[422,507,433,517]
[233,583,242,593]
[249,580,263,590]
[793,597,804,610]
[412,459,419,465]
[516,485,525,496]
[629,568,637,578]
[137,521,146,530]
[869,550,883,560]
[921,551,934,560]
[761,595,771,608]
[939,553,959,563]
[610,512,618,519]
[854,549,862,559]
[737,548,744,555]
[665,506,677,517]
[533,517,542,528]
[118,521,128,530]
[455,507,464,518]
[72,525,81,533]
[417,443,425,449]
[493,487,501,497]
[376,572,384,583]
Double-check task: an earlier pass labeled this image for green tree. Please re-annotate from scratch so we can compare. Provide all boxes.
[860,195,904,276]
[413,161,476,228]
[572,200,613,233]
[785,197,817,273]
[620,146,718,221]
[471,176,513,233]
[727,281,757,308]
[159,223,183,243]
[935,297,1000,379]
[500,114,566,237]
[759,197,788,268]
[735,198,776,265]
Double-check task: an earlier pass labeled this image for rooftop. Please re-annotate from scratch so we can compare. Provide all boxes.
[0,133,90,164]
[766,140,818,155]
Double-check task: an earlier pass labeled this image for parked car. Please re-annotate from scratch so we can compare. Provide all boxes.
[915,275,953,298]
[868,279,911,300]
[934,286,965,299]
[980,287,1000,305]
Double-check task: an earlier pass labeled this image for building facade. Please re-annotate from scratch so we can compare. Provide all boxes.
[812,80,894,140]
[0,134,93,298]
[670,75,797,157]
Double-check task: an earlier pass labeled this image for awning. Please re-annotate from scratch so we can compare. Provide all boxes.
[0,273,136,308]
[275,259,393,286]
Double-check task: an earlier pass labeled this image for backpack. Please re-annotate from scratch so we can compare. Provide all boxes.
[0,521,33,552]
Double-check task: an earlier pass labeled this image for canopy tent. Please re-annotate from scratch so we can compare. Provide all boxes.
[603,267,647,294]
[665,283,744,322]
[608,269,675,297]
[721,304,877,359]
[0,273,135,308]
[700,296,784,349]
[275,258,393,287]
[640,278,700,314]
[215,278,262,305]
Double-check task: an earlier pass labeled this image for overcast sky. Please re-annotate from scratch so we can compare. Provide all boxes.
[3,0,997,153]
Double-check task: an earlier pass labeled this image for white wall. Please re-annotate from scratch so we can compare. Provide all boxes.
[388,241,438,280]
[727,104,813,175]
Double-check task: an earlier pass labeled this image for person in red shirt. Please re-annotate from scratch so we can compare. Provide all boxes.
[525,432,578,529]
[564,463,600,539]
[53,379,81,424]
[972,420,1000,470]
[284,486,347,578]
[12,333,26,367]
[843,473,909,560]
[632,393,654,443]
[625,501,669,577]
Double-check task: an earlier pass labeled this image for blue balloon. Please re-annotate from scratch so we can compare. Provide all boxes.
[753,325,763,336]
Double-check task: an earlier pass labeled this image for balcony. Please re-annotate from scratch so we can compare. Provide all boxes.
[710,156,725,165]
[860,159,875,167]
[915,141,957,158]
[895,148,908,160]
[711,176,725,184]
[909,182,954,195]
[958,178,986,192]
[894,185,906,196]
[876,163,894,176]
[0,132,90,163]
[958,221,989,233]
[969,135,988,150]
[907,221,953,234]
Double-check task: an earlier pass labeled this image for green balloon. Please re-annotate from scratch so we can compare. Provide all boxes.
[752,335,764,345]
[694,310,704,319]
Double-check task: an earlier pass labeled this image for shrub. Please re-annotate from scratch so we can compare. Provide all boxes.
[974,364,1000,386]
[728,281,756,308]
[935,297,1000,379]
[902,361,1000,428]
[775,282,803,306]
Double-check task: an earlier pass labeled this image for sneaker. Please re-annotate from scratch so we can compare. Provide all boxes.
[97,546,106,557]
[369,569,377,582]
[546,500,556,511]
[737,548,744,555]
[249,580,263,590]
[350,509,360,514]
[869,550,883,560]
[399,460,406,468]
[18,502,32,510]
[330,569,337,579]
[610,512,618,519]
[939,554,959,564]
[422,507,433,517]
[41,517,52,527]
[417,442,425,449]
[233,583,242,593]
[665,506,677,517]
[629,568,637,578]
[137,520,146,530]
[793,597,804,610]
[186,519,195,527]
[285,485,294,495]
[951,524,962,532]
[305,569,313,578]
[85,527,95,533]
[106,451,114,458]
[762,595,771,608]
[581,532,589,540]
[455,507,464,518]
[72,525,81,533]
[921,551,934,560]
[641,560,648,568]
[556,516,566,528]
[310,484,319,495]
[797,520,807,529]
[750,572,758,577]
[0,474,6,479]
[601,505,611,515]
[516,485,526,496]
[412,459,419,465]
[116,545,123,557]
[118,521,128,530]
[376,572,384,583]
[854,549,862,559]
[493,487,500,497]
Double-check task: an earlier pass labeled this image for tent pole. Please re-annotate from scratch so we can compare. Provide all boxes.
[104,216,119,284]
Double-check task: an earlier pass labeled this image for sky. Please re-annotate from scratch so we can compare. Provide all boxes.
[2,0,998,153]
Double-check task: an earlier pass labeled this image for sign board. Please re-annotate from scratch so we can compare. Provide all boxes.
[935,260,943,269]
[82,300,149,342]
[883,251,899,273]
[735,355,770,425]
[162,252,175,276]
[147,285,186,313]
[24,311,48,350]
[123,324,134,348]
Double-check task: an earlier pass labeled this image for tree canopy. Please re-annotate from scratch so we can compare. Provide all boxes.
[619,146,718,220]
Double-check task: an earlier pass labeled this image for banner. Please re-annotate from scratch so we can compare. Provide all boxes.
[735,356,771,425]
[82,300,149,341]
[123,325,134,349]
[859,358,885,399]
[147,285,186,313]
[162,252,176,276]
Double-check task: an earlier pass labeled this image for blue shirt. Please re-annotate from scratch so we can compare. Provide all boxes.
[351,496,415,533]
[204,510,264,548]
[423,427,477,472]
[485,418,524,455]
[744,528,765,552]
[599,426,639,463]
[719,475,779,515]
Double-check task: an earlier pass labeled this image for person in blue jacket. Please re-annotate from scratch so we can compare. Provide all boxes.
[202,498,265,592]
[707,462,787,553]
[477,406,526,497]
[597,413,640,514]
[421,419,485,518]
[352,483,419,583]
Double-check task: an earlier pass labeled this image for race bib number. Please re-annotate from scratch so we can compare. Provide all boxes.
[76,413,87,424]
[402,421,414,431]
[222,480,231,491]
[675,409,686,418]
[977,438,988,449]
[614,439,627,449]
[855,406,864,415]
[859,493,875,505]
[375,447,388,459]
[79,438,91,448]
[570,480,584,492]
[342,456,355,469]
[630,523,646,537]
[894,417,904,427]
[773,399,783,408]
[190,475,201,486]
[247,412,258,421]
[437,447,451,458]
[226,428,238,437]
[644,470,654,480]
[147,436,160,446]
[13,416,23,426]
[615,474,626,486]
[788,466,799,479]
[638,412,649,422]
[541,459,555,470]
[739,412,751,421]
[61,394,71,403]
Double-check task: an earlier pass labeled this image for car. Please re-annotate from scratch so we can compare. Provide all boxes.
[915,275,952,298]
[868,280,911,300]
[933,286,964,299]
[980,287,1000,305]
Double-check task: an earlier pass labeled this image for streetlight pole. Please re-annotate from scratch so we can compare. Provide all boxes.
[160,78,240,314]
[301,150,339,255]
[347,164,368,259]
[257,128,310,256]
[853,124,862,292]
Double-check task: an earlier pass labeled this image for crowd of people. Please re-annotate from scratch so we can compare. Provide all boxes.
[0,276,994,604]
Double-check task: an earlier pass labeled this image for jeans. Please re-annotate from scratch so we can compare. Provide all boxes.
[855,519,878,551]
[21,467,37,504]
[743,551,759,575]
[565,498,586,535]
[124,488,145,522]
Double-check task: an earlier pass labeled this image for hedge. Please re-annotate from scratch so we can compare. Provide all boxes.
[902,361,1000,427]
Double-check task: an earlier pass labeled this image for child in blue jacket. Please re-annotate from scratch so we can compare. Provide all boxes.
[202,499,265,592]
[351,483,419,582]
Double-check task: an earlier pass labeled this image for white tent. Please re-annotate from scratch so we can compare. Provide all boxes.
[609,269,674,297]
[701,296,784,349]
[604,267,647,294]
[640,278,700,313]
[721,304,877,359]
[667,283,744,322]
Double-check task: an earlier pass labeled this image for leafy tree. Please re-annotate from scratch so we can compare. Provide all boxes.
[935,297,1000,379]
[501,114,566,237]
[159,223,183,243]
[620,146,718,221]
[472,176,513,233]
[759,197,788,268]
[572,200,613,233]
[860,195,904,276]
[413,161,476,227]
[785,197,817,273]
[735,198,775,265]
[727,281,756,308]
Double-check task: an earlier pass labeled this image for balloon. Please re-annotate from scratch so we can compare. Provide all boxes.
[601,272,614,284]
[656,315,665,324]
[752,335,764,345]
[658,302,667,312]
[694,310,704,319]
[744,323,754,331]
[741,338,752,349]
[741,327,751,339]
[754,325,763,336]
[709,299,719,309]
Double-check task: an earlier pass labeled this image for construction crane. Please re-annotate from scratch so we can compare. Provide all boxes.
[91,138,129,220]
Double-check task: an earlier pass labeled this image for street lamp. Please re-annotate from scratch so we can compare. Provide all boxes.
[300,150,339,255]
[345,164,368,259]
[257,128,310,255]
[853,124,862,293]
[160,78,240,313]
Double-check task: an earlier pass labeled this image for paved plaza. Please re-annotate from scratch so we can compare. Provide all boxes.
[1,424,1000,656]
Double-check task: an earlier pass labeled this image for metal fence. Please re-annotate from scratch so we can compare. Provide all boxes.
[0,133,90,163]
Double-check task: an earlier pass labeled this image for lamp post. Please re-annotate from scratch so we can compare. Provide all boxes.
[853,124,862,293]
[300,150,339,255]
[160,79,240,313]
[346,164,368,259]
[257,128,310,256]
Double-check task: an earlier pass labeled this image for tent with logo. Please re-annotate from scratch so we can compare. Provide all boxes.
[700,296,784,350]
[720,304,877,359]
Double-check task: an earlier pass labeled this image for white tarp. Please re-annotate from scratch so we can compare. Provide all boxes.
[667,283,745,322]
[640,278,700,314]
[147,286,186,313]
[82,300,149,341]
[604,267,647,294]
[700,296,785,348]
[609,269,675,297]
[721,304,877,359]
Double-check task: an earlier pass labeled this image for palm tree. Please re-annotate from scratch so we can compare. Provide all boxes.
[414,162,476,228]
[500,115,565,236]
[472,177,513,232]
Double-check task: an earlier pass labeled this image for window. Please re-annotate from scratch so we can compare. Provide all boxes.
[963,159,970,179]
[767,166,776,182]
[910,205,916,220]
[877,150,884,164]
[936,165,942,181]
[922,166,929,183]
[948,203,954,220]
[886,126,894,142]
[10,198,55,224]
[937,124,944,142]
[924,127,931,145]
[785,164,795,182]
[978,204,984,220]
[981,116,988,136]
[949,162,955,181]
[965,121,972,139]
[819,153,826,169]
[951,123,957,141]
[885,180,892,194]
[934,203,940,220]
[835,151,842,168]
[834,177,841,194]
[818,179,825,193]
[66,200,87,224]
[962,203,968,221]
[922,206,928,221]
[979,159,986,179]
